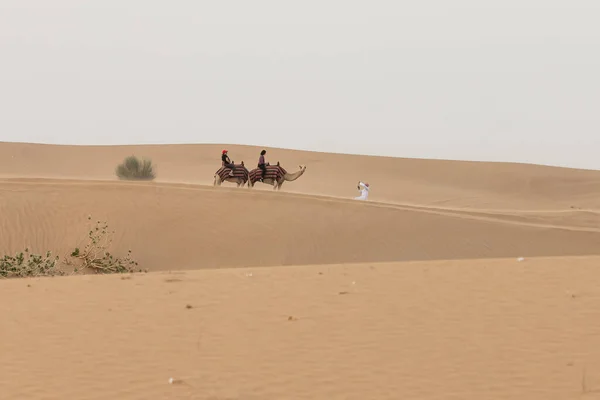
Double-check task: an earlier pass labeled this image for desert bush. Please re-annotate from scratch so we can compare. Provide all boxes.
[1,216,145,279]
[64,216,142,274]
[0,249,63,278]
[115,155,156,180]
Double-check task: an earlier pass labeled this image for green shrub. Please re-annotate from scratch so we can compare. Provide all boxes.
[0,249,63,278]
[115,155,156,180]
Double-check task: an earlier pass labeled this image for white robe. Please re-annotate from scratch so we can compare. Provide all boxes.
[354,181,370,200]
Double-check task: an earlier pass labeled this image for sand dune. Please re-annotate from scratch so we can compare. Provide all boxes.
[2,177,600,272]
[2,142,600,399]
[2,141,600,210]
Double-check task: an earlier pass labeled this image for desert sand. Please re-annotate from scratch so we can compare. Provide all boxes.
[2,141,600,399]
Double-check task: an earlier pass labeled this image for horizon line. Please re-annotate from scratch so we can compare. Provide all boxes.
[1,140,598,172]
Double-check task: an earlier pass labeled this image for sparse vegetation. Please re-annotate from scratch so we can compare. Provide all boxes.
[64,217,142,274]
[0,249,63,278]
[0,216,145,279]
[115,155,156,180]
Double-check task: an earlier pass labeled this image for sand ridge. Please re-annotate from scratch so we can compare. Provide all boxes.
[2,177,600,272]
[3,176,600,233]
[2,141,600,210]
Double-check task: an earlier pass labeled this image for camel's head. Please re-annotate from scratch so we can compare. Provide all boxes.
[299,165,307,171]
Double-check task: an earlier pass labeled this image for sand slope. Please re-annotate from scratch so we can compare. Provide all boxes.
[2,142,600,399]
[2,178,600,272]
[2,257,600,400]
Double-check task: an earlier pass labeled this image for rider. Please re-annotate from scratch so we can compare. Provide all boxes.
[221,149,236,176]
[258,149,267,181]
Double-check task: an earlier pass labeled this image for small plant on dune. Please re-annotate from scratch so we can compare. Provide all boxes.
[115,155,156,181]
[0,249,63,278]
[1,216,145,279]
[64,216,143,274]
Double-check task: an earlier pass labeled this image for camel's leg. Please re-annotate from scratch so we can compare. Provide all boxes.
[277,180,284,190]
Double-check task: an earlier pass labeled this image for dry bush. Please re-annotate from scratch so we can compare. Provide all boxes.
[64,216,143,274]
[115,155,156,180]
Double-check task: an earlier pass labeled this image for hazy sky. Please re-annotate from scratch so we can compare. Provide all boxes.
[1,1,599,169]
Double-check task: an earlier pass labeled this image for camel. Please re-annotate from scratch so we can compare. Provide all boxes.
[248,162,307,190]
[213,161,250,187]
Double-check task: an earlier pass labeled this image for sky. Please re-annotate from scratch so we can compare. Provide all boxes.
[1,0,599,169]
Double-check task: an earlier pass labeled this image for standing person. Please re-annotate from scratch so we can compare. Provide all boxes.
[354,181,370,200]
[258,149,267,182]
[221,149,236,176]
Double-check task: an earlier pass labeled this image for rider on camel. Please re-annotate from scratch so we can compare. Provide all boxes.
[258,149,267,182]
[221,149,236,176]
